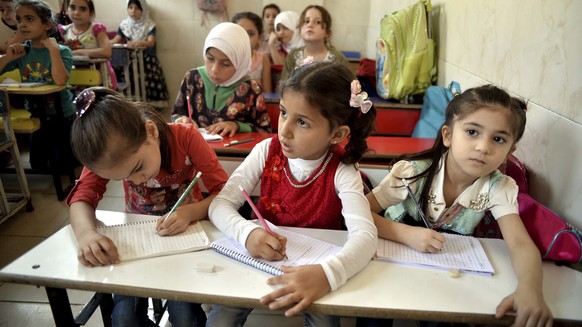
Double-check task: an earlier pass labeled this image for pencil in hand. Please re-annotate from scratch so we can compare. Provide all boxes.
[157,171,202,233]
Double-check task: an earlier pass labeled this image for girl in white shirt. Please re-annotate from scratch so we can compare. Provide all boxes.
[366,85,552,327]
[208,61,378,327]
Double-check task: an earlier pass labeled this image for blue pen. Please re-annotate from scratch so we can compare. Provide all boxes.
[402,178,433,229]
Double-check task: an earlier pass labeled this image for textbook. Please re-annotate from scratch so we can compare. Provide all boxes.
[198,128,223,142]
[211,223,342,275]
[96,220,210,261]
[375,233,495,275]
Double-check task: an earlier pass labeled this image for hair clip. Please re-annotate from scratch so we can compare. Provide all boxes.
[74,89,97,118]
[349,80,372,113]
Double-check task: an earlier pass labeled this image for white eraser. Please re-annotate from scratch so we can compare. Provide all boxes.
[195,262,215,273]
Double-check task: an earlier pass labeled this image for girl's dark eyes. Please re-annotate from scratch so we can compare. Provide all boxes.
[466,129,477,136]
[493,136,506,144]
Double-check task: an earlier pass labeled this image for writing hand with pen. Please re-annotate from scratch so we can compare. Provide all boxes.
[245,228,288,261]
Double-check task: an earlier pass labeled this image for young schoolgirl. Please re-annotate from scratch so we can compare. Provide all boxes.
[268,10,303,65]
[110,0,168,110]
[67,87,228,327]
[232,11,272,93]
[0,0,25,53]
[171,22,271,137]
[281,5,348,82]
[0,0,76,173]
[58,0,117,90]
[365,85,553,327]
[207,61,378,327]
[258,3,280,55]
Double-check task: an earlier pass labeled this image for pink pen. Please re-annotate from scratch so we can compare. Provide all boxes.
[238,185,273,234]
[186,94,194,124]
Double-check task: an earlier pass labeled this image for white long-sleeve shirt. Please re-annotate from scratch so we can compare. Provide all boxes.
[209,138,377,290]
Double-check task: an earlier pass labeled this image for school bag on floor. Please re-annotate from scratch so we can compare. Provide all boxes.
[376,0,437,102]
[411,81,461,138]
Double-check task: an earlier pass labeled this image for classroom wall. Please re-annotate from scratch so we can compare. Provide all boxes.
[42,0,581,229]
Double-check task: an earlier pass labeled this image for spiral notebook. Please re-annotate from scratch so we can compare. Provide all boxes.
[375,233,494,275]
[211,224,342,275]
[97,220,210,261]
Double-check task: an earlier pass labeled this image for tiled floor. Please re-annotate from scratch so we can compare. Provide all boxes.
[0,172,369,326]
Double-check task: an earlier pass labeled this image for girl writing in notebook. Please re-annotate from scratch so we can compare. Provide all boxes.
[208,61,378,326]
[364,85,552,327]
[0,0,76,173]
[171,22,271,137]
[67,88,227,327]
[58,0,117,90]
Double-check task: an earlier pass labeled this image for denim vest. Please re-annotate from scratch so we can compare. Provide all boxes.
[384,159,504,235]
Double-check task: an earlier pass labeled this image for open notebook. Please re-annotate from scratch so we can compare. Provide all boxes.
[211,222,342,275]
[375,233,495,275]
[0,79,46,88]
[97,220,210,261]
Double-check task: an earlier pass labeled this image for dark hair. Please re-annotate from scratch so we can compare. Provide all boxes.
[299,5,332,43]
[232,11,263,35]
[69,0,95,14]
[262,3,280,18]
[1,0,16,30]
[127,0,142,11]
[15,0,60,39]
[395,84,527,214]
[280,61,376,164]
[71,87,173,173]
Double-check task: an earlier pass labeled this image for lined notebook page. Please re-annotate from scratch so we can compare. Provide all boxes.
[211,225,342,275]
[376,233,494,275]
[97,220,210,261]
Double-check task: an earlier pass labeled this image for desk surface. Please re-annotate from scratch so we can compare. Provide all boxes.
[212,133,433,163]
[1,210,580,324]
[0,84,65,95]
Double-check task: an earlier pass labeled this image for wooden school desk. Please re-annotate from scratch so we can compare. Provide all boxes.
[0,210,581,326]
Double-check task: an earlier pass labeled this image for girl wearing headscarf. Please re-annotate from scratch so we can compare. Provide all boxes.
[267,10,303,65]
[111,0,168,110]
[171,22,272,137]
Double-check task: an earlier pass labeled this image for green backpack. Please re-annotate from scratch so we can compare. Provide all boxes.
[376,0,437,102]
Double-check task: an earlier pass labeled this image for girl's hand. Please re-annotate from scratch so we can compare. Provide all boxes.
[127,41,141,48]
[403,226,446,253]
[156,205,197,236]
[3,43,27,61]
[268,31,278,47]
[260,265,330,317]
[76,230,119,267]
[41,37,59,50]
[246,228,287,261]
[495,286,553,327]
[176,116,198,127]
[206,121,239,137]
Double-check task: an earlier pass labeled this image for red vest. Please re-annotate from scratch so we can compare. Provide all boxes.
[257,136,343,230]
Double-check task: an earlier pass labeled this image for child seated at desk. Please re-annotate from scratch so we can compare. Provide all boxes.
[0,0,77,173]
[171,22,271,137]
[207,62,378,326]
[363,85,553,327]
[58,0,117,90]
[67,87,228,327]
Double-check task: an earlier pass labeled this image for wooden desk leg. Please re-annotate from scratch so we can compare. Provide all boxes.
[45,287,76,327]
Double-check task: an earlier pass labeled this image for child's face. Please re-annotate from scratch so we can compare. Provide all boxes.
[127,3,142,20]
[15,6,50,41]
[204,47,236,85]
[278,90,344,160]
[442,107,516,180]
[236,18,259,50]
[67,0,94,26]
[276,23,294,45]
[263,8,278,33]
[301,8,327,43]
[0,1,16,27]
[92,124,162,185]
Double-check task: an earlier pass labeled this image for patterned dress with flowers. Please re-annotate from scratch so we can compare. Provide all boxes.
[171,68,271,133]
[256,135,343,229]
